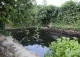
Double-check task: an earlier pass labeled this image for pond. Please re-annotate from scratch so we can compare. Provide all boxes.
[11,29,79,57]
[22,36,52,57]
[24,44,49,57]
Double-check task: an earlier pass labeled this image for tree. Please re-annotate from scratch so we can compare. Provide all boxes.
[60,1,78,24]
[37,5,59,25]
[0,0,37,29]
[0,0,15,29]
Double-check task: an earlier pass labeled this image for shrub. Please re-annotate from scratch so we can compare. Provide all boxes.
[45,37,80,57]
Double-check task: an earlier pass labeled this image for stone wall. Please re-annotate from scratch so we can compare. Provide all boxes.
[0,34,40,57]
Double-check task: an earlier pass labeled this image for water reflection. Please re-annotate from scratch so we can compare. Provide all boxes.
[12,29,76,57]
[24,44,49,57]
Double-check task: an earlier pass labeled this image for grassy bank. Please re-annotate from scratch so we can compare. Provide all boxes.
[52,21,80,30]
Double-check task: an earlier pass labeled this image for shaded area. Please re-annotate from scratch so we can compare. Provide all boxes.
[6,27,80,42]
[5,27,80,57]
[0,50,4,57]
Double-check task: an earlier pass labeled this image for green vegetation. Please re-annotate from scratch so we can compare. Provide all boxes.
[0,0,80,30]
[0,0,37,29]
[0,0,38,35]
[45,37,80,57]
[0,0,80,56]
[37,0,80,30]
[52,21,80,30]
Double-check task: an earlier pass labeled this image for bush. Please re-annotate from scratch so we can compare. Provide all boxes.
[45,37,80,57]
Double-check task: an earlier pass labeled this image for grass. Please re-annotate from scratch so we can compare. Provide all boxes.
[52,21,80,30]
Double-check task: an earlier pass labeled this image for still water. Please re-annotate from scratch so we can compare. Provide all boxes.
[24,44,49,57]
[22,32,59,57]
[13,30,77,57]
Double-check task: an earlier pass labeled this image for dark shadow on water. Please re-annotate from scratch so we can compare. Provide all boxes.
[11,29,79,57]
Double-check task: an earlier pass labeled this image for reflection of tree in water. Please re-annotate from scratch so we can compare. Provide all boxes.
[11,29,55,46]
[0,20,4,30]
